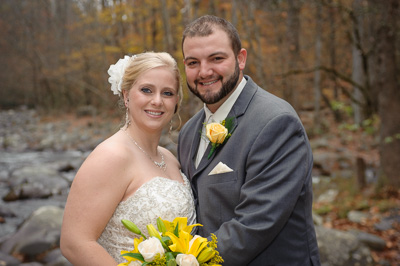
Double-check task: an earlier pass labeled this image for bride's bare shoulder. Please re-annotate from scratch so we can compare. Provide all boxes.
[88,131,130,163]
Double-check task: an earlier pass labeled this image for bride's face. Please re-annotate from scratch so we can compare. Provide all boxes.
[126,66,179,132]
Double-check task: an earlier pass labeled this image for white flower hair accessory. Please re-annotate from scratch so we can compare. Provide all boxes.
[107,55,136,95]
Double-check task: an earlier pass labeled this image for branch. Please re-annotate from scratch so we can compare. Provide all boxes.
[276,66,367,105]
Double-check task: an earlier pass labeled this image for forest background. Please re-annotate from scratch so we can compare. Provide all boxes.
[1,0,398,187]
[0,0,399,262]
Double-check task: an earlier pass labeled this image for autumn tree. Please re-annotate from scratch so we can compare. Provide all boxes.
[368,0,400,188]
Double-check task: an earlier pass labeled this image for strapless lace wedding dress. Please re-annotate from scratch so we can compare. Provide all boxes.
[97,173,196,263]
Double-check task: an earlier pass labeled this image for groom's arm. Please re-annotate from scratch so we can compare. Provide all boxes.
[213,113,313,265]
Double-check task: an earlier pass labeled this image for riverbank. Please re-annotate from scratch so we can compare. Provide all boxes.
[0,108,398,265]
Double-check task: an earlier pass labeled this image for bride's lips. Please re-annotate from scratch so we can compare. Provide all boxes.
[145,110,164,117]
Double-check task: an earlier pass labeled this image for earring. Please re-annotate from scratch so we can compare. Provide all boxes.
[124,98,131,127]
[168,114,181,145]
[125,107,131,127]
[168,120,173,139]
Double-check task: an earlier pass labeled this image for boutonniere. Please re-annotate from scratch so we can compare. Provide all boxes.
[205,117,235,159]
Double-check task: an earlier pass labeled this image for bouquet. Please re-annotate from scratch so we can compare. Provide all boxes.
[118,217,223,266]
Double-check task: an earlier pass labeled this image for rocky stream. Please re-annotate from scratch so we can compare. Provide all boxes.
[0,108,398,265]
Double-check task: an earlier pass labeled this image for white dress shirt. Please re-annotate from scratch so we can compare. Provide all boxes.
[195,77,247,168]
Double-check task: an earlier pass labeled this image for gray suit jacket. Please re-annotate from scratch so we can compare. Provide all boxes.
[178,76,320,265]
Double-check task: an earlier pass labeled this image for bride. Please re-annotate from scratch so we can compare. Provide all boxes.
[60,52,196,265]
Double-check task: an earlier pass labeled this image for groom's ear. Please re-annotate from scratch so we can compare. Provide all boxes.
[237,48,247,71]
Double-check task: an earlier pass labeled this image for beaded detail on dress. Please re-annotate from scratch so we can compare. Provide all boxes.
[97,172,196,263]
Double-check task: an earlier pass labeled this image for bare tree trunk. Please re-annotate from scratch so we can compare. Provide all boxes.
[356,157,366,190]
[193,0,201,20]
[180,0,202,122]
[151,5,158,50]
[240,0,266,89]
[250,1,266,89]
[328,0,338,100]
[351,0,367,125]
[314,0,322,130]
[327,0,342,122]
[160,0,174,53]
[231,0,238,27]
[368,0,400,188]
[208,0,218,16]
[140,10,148,50]
[285,0,301,110]
[182,0,192,26]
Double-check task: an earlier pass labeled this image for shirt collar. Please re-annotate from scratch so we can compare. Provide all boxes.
[203,77,247,123]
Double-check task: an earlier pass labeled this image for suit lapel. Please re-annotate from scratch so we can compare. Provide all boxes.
[188,111,205,178]
[190,76,258,180]
[195,143,214,174]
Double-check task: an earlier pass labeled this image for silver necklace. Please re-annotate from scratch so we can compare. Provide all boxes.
[123,129,166,171]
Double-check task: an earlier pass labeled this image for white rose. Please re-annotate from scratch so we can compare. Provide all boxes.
[176,254,199,266]
[138,236,165,262]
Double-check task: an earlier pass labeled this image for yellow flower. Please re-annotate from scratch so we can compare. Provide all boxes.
[197,247,216,263]
[166,230,192,254]
[188,235,208,258]
[147,224,162,240]
[206,123,228,144]
[166,231,209,259]
[118,237,144,266]
[204,117,235,159]
[161,217,202,236]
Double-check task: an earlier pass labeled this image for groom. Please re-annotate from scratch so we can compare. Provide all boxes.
[178,15,320,265]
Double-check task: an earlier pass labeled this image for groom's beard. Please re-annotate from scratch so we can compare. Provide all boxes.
[187,61,240,105]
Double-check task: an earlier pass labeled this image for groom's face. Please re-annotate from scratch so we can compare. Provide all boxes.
[183,28,246,112]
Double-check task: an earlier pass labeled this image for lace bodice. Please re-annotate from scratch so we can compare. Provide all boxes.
[97,173,196,263]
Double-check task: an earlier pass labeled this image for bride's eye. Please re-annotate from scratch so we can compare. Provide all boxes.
[141,87,152,93]
[163,90,175,97]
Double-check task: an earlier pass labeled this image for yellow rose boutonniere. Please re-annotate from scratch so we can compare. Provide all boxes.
[205,117,235,159]
[206,123,228,144]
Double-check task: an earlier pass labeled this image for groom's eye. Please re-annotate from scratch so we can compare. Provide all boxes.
[186,60,198,67]
[213,56,224,62]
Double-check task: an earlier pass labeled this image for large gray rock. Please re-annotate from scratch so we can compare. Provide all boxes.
[347,210,370,223]
[349,230,387,251]
[0,250,21,265]
[374,213,400,231]
[316,189,339,203]
[0,206,64,257]
[316,226,374,266]
[313,150,353,177]
[4,165,69,201]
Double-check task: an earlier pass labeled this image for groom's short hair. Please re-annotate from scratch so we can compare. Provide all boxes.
[182,15,242,57]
